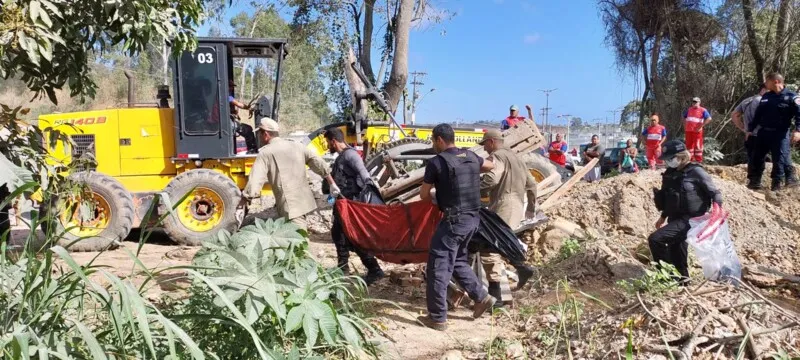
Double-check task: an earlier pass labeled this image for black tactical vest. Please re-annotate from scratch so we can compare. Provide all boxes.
[655,164,711,218]
[435,150,482,213]
[332,148,364,199]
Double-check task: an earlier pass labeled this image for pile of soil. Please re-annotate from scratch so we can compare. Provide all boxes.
[545,168,800,275]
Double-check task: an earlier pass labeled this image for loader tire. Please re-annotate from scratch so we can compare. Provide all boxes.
[41,172,133,252]
[521,152,562,187]
[160,169,241,246]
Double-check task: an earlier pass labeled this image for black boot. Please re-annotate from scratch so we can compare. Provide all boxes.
[487,282,504,309]
[771,180,782,191]
[513,264,536,290]
[786,177,799,188]
[362,269,385,286]
[360,254,384,286]
[336,260,351,276]
[746,181,763,190]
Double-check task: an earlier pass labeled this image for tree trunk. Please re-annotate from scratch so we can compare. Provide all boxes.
[383,0,414,113]
[344,46,368,121]
[359,0,377,83]
[636,30,650,140]
[240,13,261,92]
[741,0,765,82]
[771,0,791,73]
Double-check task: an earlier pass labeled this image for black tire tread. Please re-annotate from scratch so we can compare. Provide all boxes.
[160,169,241,246]
[41,172,134,252]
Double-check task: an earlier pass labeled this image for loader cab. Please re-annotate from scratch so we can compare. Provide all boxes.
[171,37,288,159]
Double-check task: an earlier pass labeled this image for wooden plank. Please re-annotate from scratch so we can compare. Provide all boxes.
[538,158,598,210]
[536,173,561,192]
[537,184,559,198]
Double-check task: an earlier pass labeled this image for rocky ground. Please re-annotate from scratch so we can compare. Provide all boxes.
[7,163,800,359]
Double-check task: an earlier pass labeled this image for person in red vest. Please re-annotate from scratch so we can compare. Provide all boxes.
[548,133,568,166]
[642,113,668,168]
[501,105,529,130]
[682,97,712,162]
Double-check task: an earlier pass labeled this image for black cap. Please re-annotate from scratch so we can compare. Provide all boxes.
[659,140,686,160]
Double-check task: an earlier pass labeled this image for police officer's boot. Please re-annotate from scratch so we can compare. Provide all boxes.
[771,180,783,192]
[746,180,763,190]
[513,264,537,291]
[487,282,504,309]
[786,177,799,189]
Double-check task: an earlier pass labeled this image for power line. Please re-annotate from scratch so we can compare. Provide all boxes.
[409,71,427,125]
[538,88,558,132]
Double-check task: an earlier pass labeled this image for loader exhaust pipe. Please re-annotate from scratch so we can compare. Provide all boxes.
[124,70,135,108]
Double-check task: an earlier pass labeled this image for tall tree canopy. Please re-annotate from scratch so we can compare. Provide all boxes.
[600,0,800,162]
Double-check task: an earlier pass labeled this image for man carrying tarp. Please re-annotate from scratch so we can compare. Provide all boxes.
[417,123,497,331]
[478,129,537,308]
[324,128,385,285]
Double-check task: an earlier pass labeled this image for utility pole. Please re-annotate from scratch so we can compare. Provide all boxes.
[410,71,427,125]
[538,88,558,133]
[540,107,552,141]
[558,114,572,146]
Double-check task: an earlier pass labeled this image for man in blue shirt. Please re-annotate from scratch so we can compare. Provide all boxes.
[417,124,497,331]
[228,80,258,153]
[747,72,800,191]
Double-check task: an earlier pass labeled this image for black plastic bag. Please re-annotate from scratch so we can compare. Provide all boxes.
[356,183,385,205]
[468,208,526,264]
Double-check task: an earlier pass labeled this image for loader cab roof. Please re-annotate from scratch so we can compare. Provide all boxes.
[197,37,289,59]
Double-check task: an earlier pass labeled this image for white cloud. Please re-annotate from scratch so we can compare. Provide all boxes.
[523,33,541,45]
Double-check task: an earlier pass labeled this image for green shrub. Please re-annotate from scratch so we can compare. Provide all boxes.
[617,261,680,296]
[171,218,379,359]
[558,238,582,260]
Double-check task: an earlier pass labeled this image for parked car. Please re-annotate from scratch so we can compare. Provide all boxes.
[601,147,649,175]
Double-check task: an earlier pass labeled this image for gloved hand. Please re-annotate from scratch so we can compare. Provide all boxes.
[429,189,437,205]
[329,182,342,198]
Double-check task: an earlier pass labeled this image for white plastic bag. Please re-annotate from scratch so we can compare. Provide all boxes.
[686,205,742,282]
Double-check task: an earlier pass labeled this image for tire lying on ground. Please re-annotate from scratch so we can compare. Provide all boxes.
[40,172,134,252]
[520,152,563,187]
[160,169,241,246]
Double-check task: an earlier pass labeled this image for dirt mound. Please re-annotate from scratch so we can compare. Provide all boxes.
[546,168,800,274]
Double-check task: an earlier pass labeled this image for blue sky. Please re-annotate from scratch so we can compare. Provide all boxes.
[199,0,640,127]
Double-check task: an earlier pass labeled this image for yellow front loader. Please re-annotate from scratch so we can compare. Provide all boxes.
[37,38,564,252]
[37,38,289,251]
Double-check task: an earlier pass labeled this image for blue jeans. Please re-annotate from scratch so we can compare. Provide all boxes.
[426,211,488,322]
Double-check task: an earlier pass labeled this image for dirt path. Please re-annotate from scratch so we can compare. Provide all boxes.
[9,220,511,359]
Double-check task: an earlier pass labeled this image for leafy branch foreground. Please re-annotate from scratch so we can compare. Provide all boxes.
[0,214,378,359]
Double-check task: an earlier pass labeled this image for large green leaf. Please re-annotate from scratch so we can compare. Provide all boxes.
[284,305,305,333]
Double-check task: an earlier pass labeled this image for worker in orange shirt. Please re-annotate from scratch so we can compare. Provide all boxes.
[642,113,667,168]
[547,133,568,167]
[682,97,712,162]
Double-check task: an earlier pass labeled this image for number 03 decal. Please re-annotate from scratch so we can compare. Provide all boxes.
[197,53,214,64]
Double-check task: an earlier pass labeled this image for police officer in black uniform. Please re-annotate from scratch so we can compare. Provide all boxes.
[747,72,800,191]
[324,128,385,285]
[417,124,497,331]
[651,140,723,282]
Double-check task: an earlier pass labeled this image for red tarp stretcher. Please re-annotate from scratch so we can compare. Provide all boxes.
[335,199,443,264]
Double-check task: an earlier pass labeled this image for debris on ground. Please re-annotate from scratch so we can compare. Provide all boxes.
[544,169,800,275]
[519,278,800,359]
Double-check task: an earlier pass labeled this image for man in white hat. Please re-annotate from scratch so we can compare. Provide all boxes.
[243,117,340,230]
[501,105,532,130]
